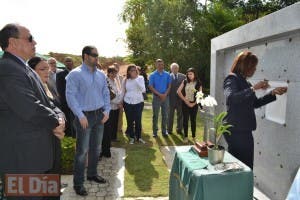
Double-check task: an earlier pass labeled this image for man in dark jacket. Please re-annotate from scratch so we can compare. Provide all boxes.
[56,57,76,137]
[0,23,65,198]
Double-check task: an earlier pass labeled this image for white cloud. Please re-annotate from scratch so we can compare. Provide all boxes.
[0,0,129,57]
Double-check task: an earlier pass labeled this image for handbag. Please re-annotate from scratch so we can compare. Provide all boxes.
[107,80,116,100]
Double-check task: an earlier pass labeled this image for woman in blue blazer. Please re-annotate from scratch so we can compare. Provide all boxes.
[223,51,287,169]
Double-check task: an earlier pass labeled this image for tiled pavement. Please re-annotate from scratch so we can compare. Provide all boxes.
[60,145,270,200]
[61,147,125,200]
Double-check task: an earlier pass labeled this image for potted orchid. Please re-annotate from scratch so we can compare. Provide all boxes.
[196,91,232,164]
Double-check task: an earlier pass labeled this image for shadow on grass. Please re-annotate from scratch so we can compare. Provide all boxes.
[125,146,159,192]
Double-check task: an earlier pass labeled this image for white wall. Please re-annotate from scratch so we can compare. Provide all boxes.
[210,3,300,200]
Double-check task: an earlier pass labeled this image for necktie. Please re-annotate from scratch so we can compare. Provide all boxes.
[174,74,178,82]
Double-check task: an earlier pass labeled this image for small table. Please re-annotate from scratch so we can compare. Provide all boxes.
[169,147,253,200]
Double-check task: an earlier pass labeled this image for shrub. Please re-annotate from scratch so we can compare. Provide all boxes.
[61,136,76,174]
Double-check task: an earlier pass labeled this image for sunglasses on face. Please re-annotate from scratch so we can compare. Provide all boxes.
[16,35,34,43]
[88,53,99,58]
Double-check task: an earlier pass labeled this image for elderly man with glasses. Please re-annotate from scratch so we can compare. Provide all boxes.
[66,45,110,196]
[0,23,65,199]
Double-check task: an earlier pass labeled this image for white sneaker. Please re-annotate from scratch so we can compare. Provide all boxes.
[183,137,188,144]
[129,138,134,144]
[138,138,146,144]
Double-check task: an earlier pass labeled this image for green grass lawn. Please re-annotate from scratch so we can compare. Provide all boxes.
[113,99,204,197]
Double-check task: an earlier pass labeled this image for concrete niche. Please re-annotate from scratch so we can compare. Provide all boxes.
[210,3,300,200]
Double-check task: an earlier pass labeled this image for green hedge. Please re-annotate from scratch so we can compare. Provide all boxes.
[61,137,76,174]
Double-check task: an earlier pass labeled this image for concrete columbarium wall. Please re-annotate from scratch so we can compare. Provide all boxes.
[209,3,300,200]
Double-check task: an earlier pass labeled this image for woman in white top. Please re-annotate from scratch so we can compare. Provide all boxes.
[177,68,202,144]
[101,66,123,158]
[123,65,146,144]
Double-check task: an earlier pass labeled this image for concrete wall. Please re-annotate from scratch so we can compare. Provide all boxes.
[210,3,300,200]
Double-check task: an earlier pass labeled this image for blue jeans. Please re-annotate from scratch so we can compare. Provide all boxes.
[152,95,169,135]
[123,102,144,140]
[73,110,104,186]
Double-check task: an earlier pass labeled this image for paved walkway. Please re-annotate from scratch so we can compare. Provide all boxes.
[61,147,125,200]
[60,143,269,200]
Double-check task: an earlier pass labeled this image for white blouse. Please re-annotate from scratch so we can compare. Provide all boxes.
[107,77,123,110]
[123,76,146,104]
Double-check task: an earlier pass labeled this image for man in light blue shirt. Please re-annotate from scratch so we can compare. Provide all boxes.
[66,46,110,196]
[149,59,171,137]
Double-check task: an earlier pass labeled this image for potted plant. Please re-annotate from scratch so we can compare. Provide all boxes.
[196,92,232,165]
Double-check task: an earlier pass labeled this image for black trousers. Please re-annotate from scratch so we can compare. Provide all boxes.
[101,109,119,157]
[182,103,198,138]
[224,130,254,169]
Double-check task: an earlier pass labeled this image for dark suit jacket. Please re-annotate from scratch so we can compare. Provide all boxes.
[0,52,62,174]
[56,69,69,108]
[169,72,185,105]
[223,73,276,131]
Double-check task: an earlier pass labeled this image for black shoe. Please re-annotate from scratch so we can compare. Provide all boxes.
[153,134,157,138]
[73,185,88,196]
[100,152,111,158]
[87,175,107,184]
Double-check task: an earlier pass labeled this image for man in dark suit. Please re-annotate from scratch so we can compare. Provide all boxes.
[0,23,65,198]
[168,63,185,135]
[56,56,76,137]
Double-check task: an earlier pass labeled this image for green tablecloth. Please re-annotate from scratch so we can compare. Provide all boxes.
[169,147,253,200]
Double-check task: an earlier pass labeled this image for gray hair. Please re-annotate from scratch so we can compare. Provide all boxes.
[170,63,179,70]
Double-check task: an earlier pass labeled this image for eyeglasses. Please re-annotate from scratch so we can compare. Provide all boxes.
[130,69,137,72]
[88,53,99,58]
[16,35,34,43]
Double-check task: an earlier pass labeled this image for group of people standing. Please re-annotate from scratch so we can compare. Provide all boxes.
[0,22,288,200]
[149,59,203,143]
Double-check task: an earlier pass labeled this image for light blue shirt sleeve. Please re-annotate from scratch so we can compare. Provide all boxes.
[66,71,85,119]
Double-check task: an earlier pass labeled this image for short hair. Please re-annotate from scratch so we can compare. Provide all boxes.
[230,51,258,77]
[28,56,46,70]
[186,67,198,83]
[64,56,73,62]
[107,65,117,74]
[82,45,96,61]
[170,63,179,70]
[126,64,137,79]
[155,59,163,63]
[0,23,20,50]
[47,57,57,64]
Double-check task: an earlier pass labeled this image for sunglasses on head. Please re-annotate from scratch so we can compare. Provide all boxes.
[88,53,99,58]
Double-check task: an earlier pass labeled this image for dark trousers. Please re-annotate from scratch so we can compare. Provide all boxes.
[182,103,198,138]
[224,130,254,169]
[62,105,76,138]
[124,102,144,140]
[168,100,183,133]
[101,109,119,157]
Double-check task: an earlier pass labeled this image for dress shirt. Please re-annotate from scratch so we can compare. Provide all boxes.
[66,63,111,119]
[124,76,145,104]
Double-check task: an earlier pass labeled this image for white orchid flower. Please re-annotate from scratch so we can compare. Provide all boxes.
[201,95,218,107]
[196,91,204,104]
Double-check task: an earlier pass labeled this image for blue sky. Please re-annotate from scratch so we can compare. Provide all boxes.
[1,0,129,57]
